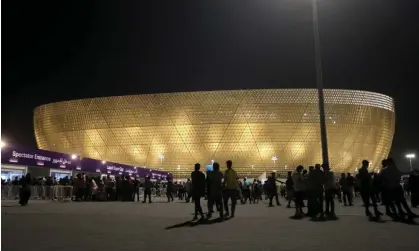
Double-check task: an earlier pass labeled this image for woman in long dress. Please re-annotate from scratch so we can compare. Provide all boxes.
[19,173,32,206]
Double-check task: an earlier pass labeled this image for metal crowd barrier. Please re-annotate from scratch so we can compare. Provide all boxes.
[2,185,171,202]
[137,187,169,202]
[1,185,73,202]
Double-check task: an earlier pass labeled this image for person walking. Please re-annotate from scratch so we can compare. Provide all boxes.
[206,162,224,220]
[346,173,355,204]
[311,164,325,220]
[340,173,349,206]
[358,160,381,221]
[166,178,174,202]
[285,171,294,208]
[409,169,419,208]
[381,158,417,221]
[267,172,283,207]
[19,173,32,206]
[191,163,206,221]
[133,177,140,202]
[291,165,305,218]
[223,160,238,218]
[379,159,397,216]
[142,176,152,203]
[305,166,316,217]
[242,178,251,204]
[185,178,192,202]
[324,168,337,219]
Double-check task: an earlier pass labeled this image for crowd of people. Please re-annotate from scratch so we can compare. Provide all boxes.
[188,158,419,223]
[1,174,191,204]
[3,157,419,223]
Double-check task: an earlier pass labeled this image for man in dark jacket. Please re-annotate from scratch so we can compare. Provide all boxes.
[142,176,152,203]
[345,173,355,205]
[206,162,224,220]
[381,158,417,220]
[267,172,283,207]
[311,164,325,219]
[409,169,419,208]
[305,167,315,216]
[166,178,174,202]
[358,160,381,220]
[133,177,140,202]
[285,171,294,208]
[191,163,206,220]
[339,173,351,206]
[379,159,396,216]
[19,173,32,206]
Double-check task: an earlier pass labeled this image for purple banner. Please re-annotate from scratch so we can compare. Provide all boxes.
[80,158,141,177]
[1,146,173,180]
[1,146,78,170]
[80,158,172,180]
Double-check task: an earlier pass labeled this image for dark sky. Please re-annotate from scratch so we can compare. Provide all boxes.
[2,0,419,168]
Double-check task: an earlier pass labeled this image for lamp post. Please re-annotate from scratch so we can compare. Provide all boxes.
[406,153,415,171]
[159,154,164,164]
[312,0,330,170]
[177,165,181,181]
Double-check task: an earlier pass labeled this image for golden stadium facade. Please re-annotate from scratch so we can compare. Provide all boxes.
[34,89,395,177]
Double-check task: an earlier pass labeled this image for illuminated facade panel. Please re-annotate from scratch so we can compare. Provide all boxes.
[34,89,395,177]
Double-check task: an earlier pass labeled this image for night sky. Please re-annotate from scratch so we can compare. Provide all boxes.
[2,0,419,169]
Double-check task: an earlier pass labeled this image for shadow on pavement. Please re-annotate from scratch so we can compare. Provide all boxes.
[394,219,419,226]
[309,216,340,222]
[165,217,232,230]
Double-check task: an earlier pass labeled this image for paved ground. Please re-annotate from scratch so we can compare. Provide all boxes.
[2,198,419,251]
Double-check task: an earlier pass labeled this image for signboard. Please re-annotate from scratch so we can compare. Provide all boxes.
[1,146,173,180]
[80,158,172,180]
[1,146,78,170]
[80,158,142,176]
[147,169,171,180]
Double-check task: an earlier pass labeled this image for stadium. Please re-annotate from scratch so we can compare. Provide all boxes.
[34,89,395,178]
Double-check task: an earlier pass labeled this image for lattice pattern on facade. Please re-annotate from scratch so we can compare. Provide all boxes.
[34,89,395,177]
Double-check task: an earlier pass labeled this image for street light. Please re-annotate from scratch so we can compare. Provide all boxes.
[0,140,6,148]
[71,154,77,160]
[312,0,330,171]
[406,153,415,171]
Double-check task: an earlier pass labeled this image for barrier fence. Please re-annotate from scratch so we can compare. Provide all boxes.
[1,185,170,202]
[1,185,73,201]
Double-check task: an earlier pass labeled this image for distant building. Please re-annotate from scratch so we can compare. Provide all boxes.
[34,89,395,177]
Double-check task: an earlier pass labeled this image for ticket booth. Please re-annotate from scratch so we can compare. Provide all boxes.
[50,169,72,180]
[101,173,115,180]
[1,164,27,181]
